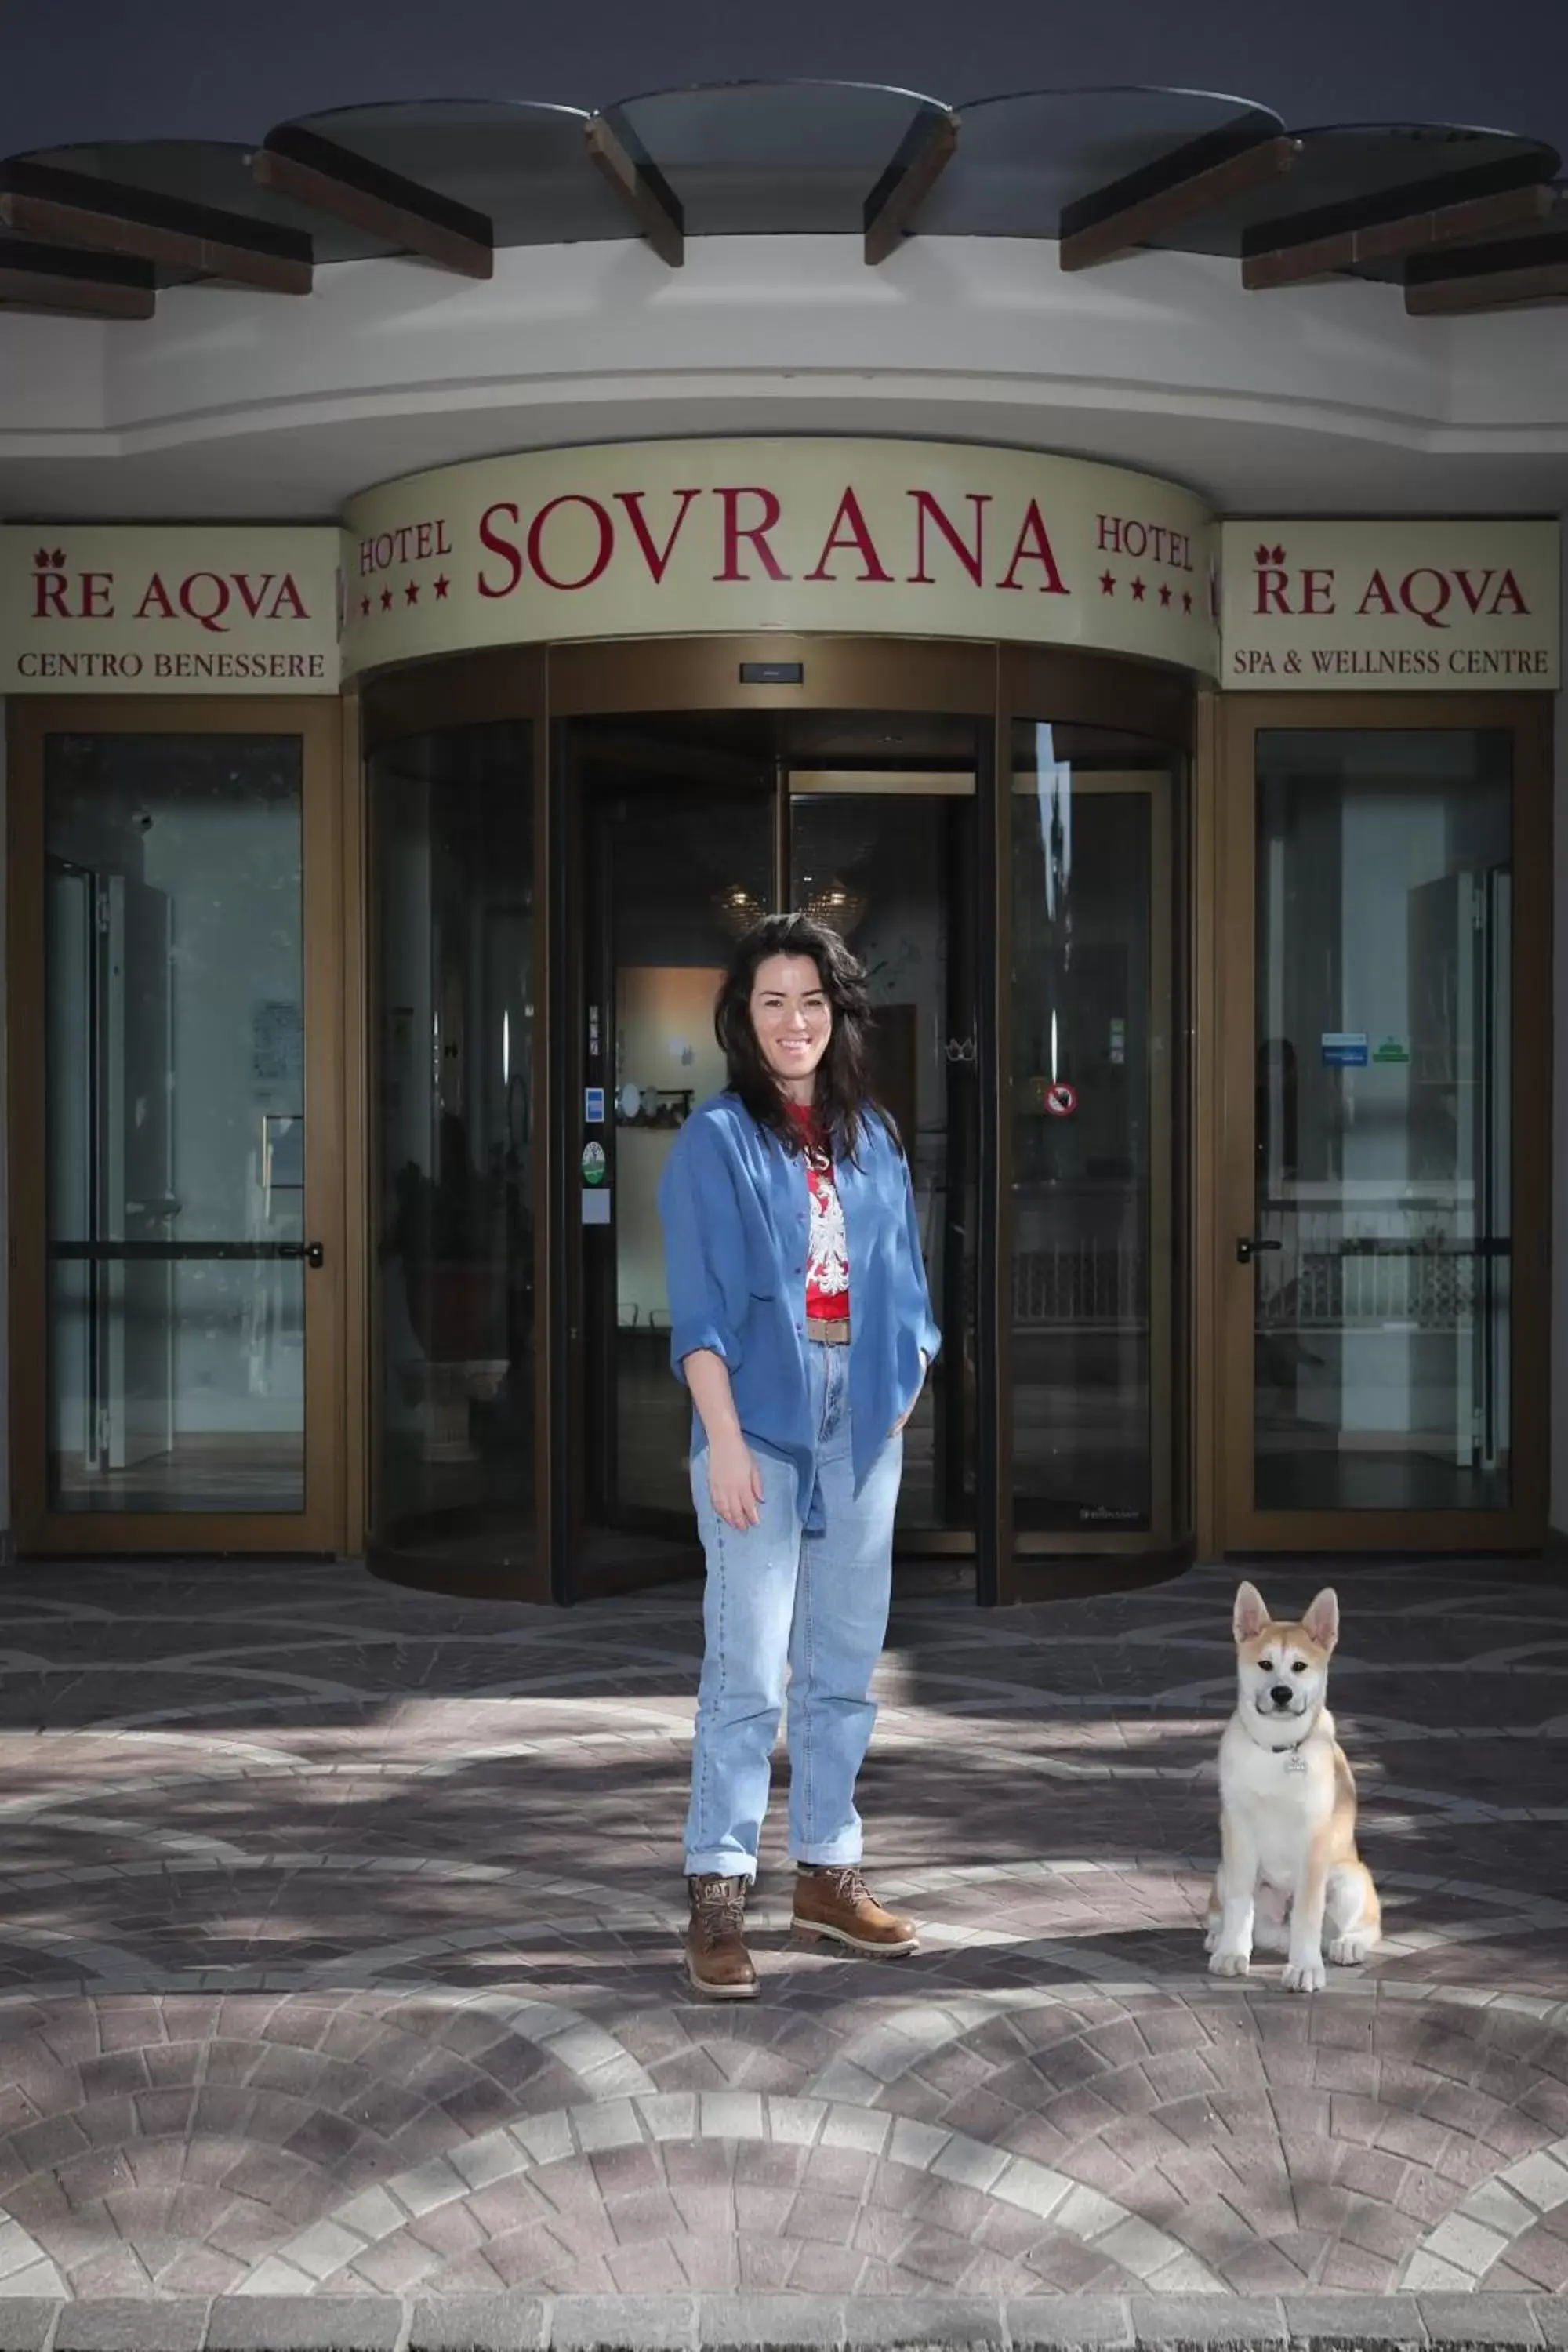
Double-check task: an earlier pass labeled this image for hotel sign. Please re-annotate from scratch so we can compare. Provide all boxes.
[2,492,1555,699]
[0,526,342,693]
[340,440,1218,678]
[1219,518,1560,690]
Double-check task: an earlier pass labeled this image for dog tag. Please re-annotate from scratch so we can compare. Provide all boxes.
[1284,1750,1308,1776]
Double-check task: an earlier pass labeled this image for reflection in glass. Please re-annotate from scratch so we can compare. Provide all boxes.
[1010,722,1178,1532]
[791,774,978,1533]
[45,735,306,1512]
[1252,731,1512,1512]
[372,724,535,1563]
[571,716,775,1535]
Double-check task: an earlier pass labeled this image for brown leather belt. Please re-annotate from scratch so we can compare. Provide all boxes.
[805,1317,851,1346]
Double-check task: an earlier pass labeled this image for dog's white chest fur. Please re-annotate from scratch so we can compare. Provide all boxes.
[1218,1712,1334,1890]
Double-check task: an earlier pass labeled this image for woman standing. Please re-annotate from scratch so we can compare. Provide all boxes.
[658,913,941,1998]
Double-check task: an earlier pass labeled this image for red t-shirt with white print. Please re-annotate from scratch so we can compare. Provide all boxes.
[788,1105,850,1324]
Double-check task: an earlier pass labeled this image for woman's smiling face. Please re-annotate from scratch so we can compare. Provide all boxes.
[750,953,831,1102]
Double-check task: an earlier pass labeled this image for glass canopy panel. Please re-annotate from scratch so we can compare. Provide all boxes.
[916,86,1283,238]
[600,79,950,234]
[17,140,392,270]
[285,100,633,246]
[1155,122,1562,271]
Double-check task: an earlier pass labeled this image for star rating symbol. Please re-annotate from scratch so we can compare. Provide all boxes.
[379,586,394,612]
[1131,576,1146,602]
[1158,582,1172,608]
[1181,589,1193,614]
[1099,570,1116,596]
[434,575,450,600]
[405,579,420,605]
[359,595,370,618]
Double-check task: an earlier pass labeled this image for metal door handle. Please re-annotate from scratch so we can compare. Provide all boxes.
[51,1239,325,1265]
[275,1241,327,1268]
[1236,1236,1283,1265]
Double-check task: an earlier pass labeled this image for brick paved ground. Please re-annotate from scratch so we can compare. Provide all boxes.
[2,1556,1566,2330]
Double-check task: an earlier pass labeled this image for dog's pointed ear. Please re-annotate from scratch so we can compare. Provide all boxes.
[1303,1588,1339,1651]
[1233,1581,1270,1643]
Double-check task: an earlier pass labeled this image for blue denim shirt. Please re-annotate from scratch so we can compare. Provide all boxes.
[658,1092,942,1519]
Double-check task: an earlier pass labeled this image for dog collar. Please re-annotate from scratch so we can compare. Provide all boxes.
[1269,1722,1316,1769]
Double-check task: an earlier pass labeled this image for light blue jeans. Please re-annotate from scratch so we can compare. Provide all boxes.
[684,1343,902,1882]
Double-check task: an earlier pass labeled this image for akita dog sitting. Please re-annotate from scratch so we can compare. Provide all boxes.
[1206,1582,1381,1994]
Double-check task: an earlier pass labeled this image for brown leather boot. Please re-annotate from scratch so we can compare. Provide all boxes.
[684,1874,758,1999]
[792,1864,918,1956]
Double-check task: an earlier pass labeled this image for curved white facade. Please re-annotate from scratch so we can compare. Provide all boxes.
[3,235,1568,524]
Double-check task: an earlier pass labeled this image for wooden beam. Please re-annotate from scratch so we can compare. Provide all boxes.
[0,158,311,294]
[584,113,684,268]
[0,234,155,318]
[1243,176,1554,290]
[1405,222,1568,314]
[864,110,959,265]
[252,124,492,279]
[1060,129,1301,272]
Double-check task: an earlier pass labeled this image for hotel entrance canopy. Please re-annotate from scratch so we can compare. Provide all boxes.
[2,82,1563,324]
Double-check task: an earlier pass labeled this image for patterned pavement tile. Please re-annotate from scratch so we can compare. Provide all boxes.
[0,1556,1566,2309]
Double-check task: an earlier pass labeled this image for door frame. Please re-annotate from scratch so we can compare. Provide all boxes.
[5,696,349,1554]
[1208,691,1552,1554]
[359,635,1197,1603]
[544,635,1004,1602]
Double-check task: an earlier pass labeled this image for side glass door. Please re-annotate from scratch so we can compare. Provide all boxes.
[9,705,344,1552]
[1218,702,1550,1550]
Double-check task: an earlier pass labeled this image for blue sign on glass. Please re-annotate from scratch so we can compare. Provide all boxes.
[1321,1031,1369,1068]
[584,1087,605,1123]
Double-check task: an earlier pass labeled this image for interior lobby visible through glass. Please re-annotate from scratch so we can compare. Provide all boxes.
[44,735,307,1513]
[1251,729,1512,1514]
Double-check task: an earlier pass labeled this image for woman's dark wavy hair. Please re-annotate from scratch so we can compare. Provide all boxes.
[713,912,891,1162]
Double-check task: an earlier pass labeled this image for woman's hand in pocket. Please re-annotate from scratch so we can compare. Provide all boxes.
[891,1353,929,1436]
[709,1434,764,1530]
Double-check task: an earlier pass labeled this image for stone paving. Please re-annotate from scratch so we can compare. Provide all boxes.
[2,1555,1567,2331]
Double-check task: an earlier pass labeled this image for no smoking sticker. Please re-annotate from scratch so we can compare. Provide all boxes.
[1044,1082,1077,1117]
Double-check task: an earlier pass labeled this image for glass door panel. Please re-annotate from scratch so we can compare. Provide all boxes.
[368,720,536,1582]
[20,713,344,1548]
[786,716,982,1541]
[1217,703,1550,1552]
[1250,730,1512,1513]
[565,710,777,1592]
[1007,724,1180,1541]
